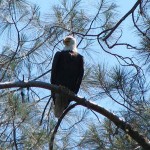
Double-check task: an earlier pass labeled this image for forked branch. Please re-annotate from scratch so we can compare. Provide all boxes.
[103,0,141,41]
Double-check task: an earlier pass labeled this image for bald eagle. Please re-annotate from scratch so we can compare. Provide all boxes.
[51,36,84,118]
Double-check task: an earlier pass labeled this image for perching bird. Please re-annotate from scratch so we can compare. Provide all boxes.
[51,36,84,118]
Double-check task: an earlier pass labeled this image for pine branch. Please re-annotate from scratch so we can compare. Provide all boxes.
[0,81,149,149]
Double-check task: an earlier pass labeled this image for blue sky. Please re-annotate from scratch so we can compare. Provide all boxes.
[29,0,138,50]
[31,0,137,13]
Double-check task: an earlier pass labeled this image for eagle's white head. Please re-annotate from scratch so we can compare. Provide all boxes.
[63,36,77,52]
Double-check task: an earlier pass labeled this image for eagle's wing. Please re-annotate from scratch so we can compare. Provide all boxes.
[51,51,69,118]
[75,56,84,94]
[51,51,61,103]
[51,51,61,84]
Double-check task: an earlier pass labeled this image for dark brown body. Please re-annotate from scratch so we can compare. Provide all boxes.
[51,50,84,117]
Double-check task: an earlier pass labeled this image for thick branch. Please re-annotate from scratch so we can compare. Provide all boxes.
[0,81,56,91]
[0,81,150,149]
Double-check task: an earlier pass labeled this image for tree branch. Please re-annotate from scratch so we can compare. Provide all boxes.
[49,103,78,150]
[103,0,141,41]
[0,81,150,149]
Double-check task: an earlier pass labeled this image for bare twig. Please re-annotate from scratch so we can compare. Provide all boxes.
[103,0,141,41]
[39,96,51,126]
[49,103,78,150]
